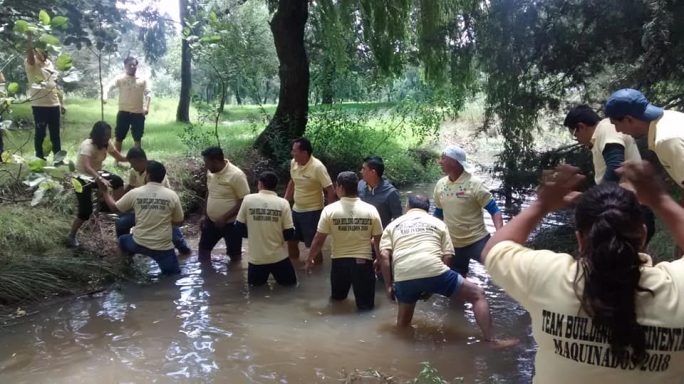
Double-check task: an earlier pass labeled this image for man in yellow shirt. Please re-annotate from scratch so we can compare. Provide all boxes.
[100,160,184,274]
[306,171,383,310]
[284,137,337,264]
[199,146,250,262]
[115,148,191,256]
[378,194,496,341]
[433,145,503,277]
[25,35,66,160]
[236,171,297,286]
[605,89,684,190]
[103,56,151,156]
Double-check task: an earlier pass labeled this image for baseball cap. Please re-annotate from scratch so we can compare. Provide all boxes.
[442,145,473,172]
[605,89,664,122]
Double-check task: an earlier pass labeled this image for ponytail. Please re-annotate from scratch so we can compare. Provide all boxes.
[574,184,652,365]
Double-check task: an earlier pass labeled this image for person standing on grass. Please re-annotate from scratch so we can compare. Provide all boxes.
[563,104,655,244]
[198,146,250,262]
[103,56,151,161]
[358,155,402,229]
[115,147,191,256]
[481,163,684,383]
[305,171,383,310]
[100,160,184,275]
[67,121,127,248]
[378,194,497,342]
[284,137,337,264]
[433,145,503,277]
[236,171,298,286]
[25,34,66,161]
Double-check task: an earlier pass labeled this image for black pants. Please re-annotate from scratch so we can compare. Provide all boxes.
[32,106,61,159]
[330,258,375,310]
[248,258,297,286]
[198,219,243,257]
[115,111,145,142]
[74,172,124,220]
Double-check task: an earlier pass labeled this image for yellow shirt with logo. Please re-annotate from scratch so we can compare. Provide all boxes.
[317,197,382,259]
[127,168,170,189]
[379,209,452,282]
[75,138,115,176]
[24,59,60,107]
[290,156,333,212]
[236,190,294,265]
[115,182,184,250]
[110,74,150,114]
[433,173,492,247]
[485,240,684,384]
[206,160,250,222]
[648,110,684,187]
[591,118,641,184]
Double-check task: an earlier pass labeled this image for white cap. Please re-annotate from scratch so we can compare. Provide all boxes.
[442,145,473,172]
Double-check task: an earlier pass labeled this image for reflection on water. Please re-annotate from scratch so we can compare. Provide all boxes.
[0,182,536,383]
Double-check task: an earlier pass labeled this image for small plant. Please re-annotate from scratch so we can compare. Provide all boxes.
[412,362,463,384]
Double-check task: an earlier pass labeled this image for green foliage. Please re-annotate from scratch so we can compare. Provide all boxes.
[38,10,51,26]
[411,362,463,384]
[54,53,73,71]
[6,82,19,95]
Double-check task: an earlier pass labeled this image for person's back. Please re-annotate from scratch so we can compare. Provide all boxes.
[240,190,292,264]
[321,197,380,259]
[126,182,182,251]
[483,166,684,383]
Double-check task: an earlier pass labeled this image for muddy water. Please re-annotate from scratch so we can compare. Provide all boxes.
[0,184,536,383]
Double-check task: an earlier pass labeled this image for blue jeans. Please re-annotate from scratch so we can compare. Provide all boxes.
[115,212,190,253]
[118,234,180,274]
[451,234,491,277]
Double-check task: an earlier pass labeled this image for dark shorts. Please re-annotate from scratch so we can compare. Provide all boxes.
[118,234,180,274]
[115,111,145,142]
[393,270,464,304]
[74,171,124,220]
[451,234,490,277]
[292,209,322,247]
[330,258,375,310]
[32,106,61,159]
[198,219,242,257]
[248,258,297,286]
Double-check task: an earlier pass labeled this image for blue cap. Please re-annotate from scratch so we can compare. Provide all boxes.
[605,89,664,121]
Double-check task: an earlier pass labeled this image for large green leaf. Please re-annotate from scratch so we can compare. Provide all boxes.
[53,150,67,163]
[7,82,19,95]
[71,177,83,193]
[51,16,69,29]
[28,158,47,173]
[39,34,60,47]
[39,10,51,26]
[55,53,73,71]
[13,20,29,33]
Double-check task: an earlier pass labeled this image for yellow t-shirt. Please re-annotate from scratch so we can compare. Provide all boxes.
[485,240,684,384]
[317,197,383,259]
[648,110,684,187]
[75,139,115,176]
[206,160,250,222]
[127,168,170,189]
[236,190,294,265]
[591,118,641,184]
[24,59,60,107]
[115,182,184,250]
[379,209,452,282]
[290,156,333,212]
[110,74,150,114]
[433,173,492,247]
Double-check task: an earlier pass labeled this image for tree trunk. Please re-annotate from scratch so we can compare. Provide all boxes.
[254,0,309,158]
[234,79,242,105]
[176,0,192,123]
[320,56,334,104]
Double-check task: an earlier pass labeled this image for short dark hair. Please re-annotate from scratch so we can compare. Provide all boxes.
[336,171,358,196]
[259,171,278,190]
[363,156,385,177]
[293,137,313,155]
[201,146,224,162]
[146,160,166,182]
[408,194,430,212]
[126,147,147,161]
[124,56,138,66]
[89,121,112,149]
[564,105,601,129]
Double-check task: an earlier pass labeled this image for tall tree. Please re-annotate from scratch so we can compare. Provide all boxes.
[254,0,309,157]
[176,0,192,123]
